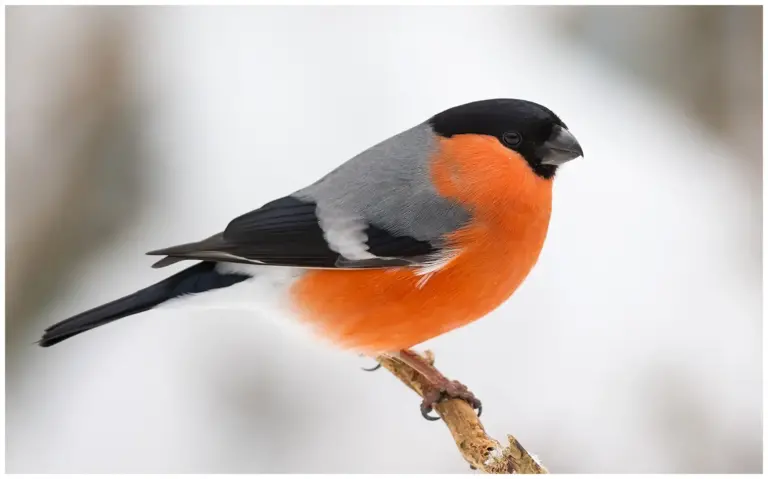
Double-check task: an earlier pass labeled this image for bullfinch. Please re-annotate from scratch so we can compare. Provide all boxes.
[39,98,583,419]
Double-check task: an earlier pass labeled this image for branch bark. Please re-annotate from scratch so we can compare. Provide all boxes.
[375,351,548,474]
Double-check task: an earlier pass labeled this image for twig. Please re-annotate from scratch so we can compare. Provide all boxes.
[375,351,548,474]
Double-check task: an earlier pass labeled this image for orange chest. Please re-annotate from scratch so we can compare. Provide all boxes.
[289,209,552,354]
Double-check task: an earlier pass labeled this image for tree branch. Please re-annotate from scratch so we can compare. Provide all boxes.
[375,351,548,474]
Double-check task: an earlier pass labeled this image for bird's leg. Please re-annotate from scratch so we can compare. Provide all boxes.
[394,349,482,421]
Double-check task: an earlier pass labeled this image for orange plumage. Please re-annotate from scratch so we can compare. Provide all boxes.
[290,134,553,354]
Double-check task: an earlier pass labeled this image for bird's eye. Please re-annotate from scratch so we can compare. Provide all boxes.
[502,131,522,147]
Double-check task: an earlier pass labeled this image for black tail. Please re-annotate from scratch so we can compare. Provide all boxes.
[39,262,250,347]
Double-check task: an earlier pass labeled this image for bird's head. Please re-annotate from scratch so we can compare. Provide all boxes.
[428,99,583,179]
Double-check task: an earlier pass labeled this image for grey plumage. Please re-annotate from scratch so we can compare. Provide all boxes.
[295,123,470,245]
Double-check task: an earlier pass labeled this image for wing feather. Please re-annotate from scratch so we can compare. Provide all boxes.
[147,196,438,269]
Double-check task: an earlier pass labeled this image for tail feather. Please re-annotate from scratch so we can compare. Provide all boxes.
[147,233,229,269]
[39,261,250,347]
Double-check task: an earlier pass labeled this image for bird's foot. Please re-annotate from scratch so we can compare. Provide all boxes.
[394,349,482,421]
[419,378,482,421]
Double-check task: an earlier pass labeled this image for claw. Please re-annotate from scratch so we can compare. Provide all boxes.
[361,363,382,372]
[422,409,441,421]
[420,400,441,421]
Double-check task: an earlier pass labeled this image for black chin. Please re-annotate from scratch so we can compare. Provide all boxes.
[531,162,557,179]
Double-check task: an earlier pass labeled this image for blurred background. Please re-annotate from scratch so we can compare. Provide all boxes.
[5,6,762,473]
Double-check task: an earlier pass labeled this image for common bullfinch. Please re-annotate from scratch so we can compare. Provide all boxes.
[39,98,583,419]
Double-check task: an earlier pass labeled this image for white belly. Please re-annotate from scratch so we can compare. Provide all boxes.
[157,263,326,345]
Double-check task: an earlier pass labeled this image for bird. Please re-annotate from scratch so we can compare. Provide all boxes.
[38,98,583,419]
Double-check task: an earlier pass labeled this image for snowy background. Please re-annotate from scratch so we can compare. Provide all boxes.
[6,6,761,473]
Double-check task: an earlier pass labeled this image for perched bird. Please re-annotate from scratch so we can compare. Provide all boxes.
[39,99,582,418]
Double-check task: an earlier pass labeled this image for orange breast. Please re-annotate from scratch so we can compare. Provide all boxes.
[290,134,553,354]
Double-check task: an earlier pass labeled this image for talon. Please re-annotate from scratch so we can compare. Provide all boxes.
[420,402,441,421]
[361,363,382,372]
[465,394,483,417]
[420,389,443,421]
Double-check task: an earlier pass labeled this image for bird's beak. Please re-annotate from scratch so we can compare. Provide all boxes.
[540,125,583,165]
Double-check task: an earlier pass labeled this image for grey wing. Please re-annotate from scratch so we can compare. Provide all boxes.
[147,123,470,269]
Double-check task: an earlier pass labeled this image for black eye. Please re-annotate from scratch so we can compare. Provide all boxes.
[502,131,522,147]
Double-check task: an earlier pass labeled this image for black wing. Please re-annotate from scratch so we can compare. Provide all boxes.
[147,196,437,269]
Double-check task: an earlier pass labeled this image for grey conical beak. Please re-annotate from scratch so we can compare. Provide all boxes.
[540,125,583,166]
